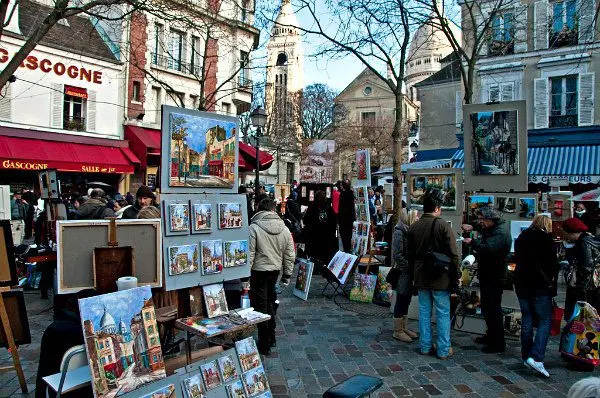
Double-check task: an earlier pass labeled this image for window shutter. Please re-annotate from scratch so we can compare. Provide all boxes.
[534,78,549,129]
[51,83,63,128]
[578,0,595,43]
[578,72,594,126]
[475,13,489,56]
[513,4,528,52]
[500,82,515,101]
[0,84,12,120]
[87,90,97,132]
[489,85,500,102]
[455,90,462,127]
[533,1,549,50]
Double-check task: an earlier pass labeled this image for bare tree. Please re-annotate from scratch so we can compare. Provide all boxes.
[298,83,337,139]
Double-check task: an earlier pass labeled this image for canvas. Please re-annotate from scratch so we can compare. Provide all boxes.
[226,380,245,398]
[201,240,223,275]
[293,258,314,301]
[469,195,495,218]
[168,111,237,188]
[236,337,261,372]
[203,283,229,318]
[168,244,199,276]
[182,374,205,398]
[242,366,269,397]
[169,203,190,233]
[548,192,573,221]
[140,384,175,398]
[510,221,532,252]
[218,354,239,383]
[470,110,519,175]
[326,251,358,285]
[355,149,371,187]
[192,203,212,233]
[351,222,370,256]
[496,196,517,213]
[349,273,377,303]
[78,286,166,398]
[224,240,248,268]
[519,198,536,219]
[219,203,243,229]
[409,173,457,210]
[299,139,335,183]
[200,360,222,390]
[373,267,392,303]
[353,187,370,223]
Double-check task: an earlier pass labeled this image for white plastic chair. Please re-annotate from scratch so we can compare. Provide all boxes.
[52,345,88,397]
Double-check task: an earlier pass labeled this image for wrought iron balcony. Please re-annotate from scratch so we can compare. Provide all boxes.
[237,76,253,93]
[151,53,201,76]
[64,116,85,131]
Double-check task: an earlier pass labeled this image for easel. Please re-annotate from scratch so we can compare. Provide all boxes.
[0,287,27,393]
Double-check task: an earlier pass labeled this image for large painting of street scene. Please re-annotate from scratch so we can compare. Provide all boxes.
[169,112,237,188]
[78,286,166,398]
[409,173,457,210]
[299,139,335,183]
[470,110,519,175]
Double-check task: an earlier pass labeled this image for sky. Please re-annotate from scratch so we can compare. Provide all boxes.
[79,286,152,330]
[170,113,236,153]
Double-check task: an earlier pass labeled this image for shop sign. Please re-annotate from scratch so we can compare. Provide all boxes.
[528,175,600,184]
[1,159,130,174]
[1,160,48,170]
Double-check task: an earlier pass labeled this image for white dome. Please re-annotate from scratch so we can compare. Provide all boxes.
[100,308,117,333]
[272,0,299,36]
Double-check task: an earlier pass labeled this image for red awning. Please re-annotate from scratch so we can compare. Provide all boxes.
[239,141,274,172]
[124,125,161,168]
[0,135,139,174]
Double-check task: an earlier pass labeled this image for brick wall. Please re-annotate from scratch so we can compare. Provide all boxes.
[127,11,148,119]
[204,37,219,112]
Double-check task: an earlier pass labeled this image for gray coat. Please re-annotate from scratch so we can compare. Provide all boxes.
[391,221,411,295]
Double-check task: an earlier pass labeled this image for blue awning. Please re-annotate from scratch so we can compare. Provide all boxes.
[450,146,600,175]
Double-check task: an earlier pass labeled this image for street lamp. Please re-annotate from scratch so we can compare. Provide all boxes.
[250,107,267,190]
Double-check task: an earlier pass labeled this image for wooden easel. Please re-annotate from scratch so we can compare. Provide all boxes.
[0,287,27,393]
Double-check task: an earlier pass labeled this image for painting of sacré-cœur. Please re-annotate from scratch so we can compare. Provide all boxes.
[78,286,166,398]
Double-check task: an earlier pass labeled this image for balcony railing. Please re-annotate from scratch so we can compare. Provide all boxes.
[238,76,253,92]
[549,114,577,128]
[151,53,200,76]
[489,39,514,56]
[549,28,578,48]
[64,116,85,131]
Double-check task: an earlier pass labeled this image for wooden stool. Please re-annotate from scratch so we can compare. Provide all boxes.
[323,374,383,398]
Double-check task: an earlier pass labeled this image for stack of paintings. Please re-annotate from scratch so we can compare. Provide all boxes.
[326,251,358,285]
[235,337,270,397]
[350,221,370,256]
[353,187,370,223]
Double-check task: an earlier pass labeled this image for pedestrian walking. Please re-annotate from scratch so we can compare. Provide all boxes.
[10,192,27,245]
[562,217,600,320]
[75,188,115,220]
[390,208,419,342]
[122,185,156,219]
[514,215,559,377]
[462,206,512,353]
[407,189,459,359]
[249,198,295,355]
[303,190,337,266]
[337,179,355,252]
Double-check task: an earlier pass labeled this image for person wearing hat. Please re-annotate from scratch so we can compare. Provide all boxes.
[562,217,600,320]
[462,205,512,353]
[122,185,156,219]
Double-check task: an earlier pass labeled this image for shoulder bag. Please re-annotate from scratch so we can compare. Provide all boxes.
[423,218,452,277]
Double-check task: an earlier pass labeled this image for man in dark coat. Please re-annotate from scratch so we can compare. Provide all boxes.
[122,185,156,219]
[463,206,512,353]
[75,188,115,220]
[337,179,355,252]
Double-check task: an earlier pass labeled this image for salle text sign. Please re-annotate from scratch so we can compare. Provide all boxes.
[528,175,600,184]
[1,159,130,174]
[0,49,103,84]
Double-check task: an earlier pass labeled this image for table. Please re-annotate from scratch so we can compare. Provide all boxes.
[176,314,270,365]
[43,365,91,395]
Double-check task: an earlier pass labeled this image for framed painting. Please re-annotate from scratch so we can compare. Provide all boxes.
[293,258,314,301]
[168,244,199,276]
[78,286,166,398]
[163,202,190,236]
[468,195,495,218]
[463,101,527,191]
[349,273,377,303]
[181,373,204,398]
[191,201,212,234]
[140,384,175,398]
[226,380,245,398]
[200,360,222,390]
[518,197,537,219]
[406,168,463,216]
[203,283,229,318]
[0,220,17,287]
[299,139,335,184]
[548,192,573,222]
[353,187,370,223]
[161,105,239,193]
[218,354,239,383]
[496,196,517,214]
[242,366,269,397]
[201,240,223,275]
[235,337,261,372]
[224,240,248,268]
[326,251,358,285]
[0,289,30,348]
[219,203,243,229]
[355,149,371,187]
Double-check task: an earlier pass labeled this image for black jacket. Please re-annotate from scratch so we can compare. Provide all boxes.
[514,227,559,296]
[285,199,302,224]
[303,203,337,262]
[471,220,512,283]
[572,233,600,294]
[338,190,355,228]
[122,202,142,219]
[76,198,115,220]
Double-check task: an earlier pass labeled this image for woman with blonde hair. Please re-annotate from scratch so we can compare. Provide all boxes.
[514,214,559,377]
[390,208,420,342]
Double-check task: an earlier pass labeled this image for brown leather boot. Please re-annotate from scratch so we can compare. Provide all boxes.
[393,317,412,342]
[403,316,418,339]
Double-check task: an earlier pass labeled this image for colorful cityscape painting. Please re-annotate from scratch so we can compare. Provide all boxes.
[203,283,229,318]
[182,374,204,398]
[78,286,166,398]
[469,195,495,218]
[470,110,519,175]
[235,337,261,372]
[218,354,239,382]
[242,366,269,396]
[168,244,199,276]
[192,203,211,233]
[224,240,248,268]
[219,203,243,229]
[141,383,175,398]
[201,240,223,275]
[226,380,245,398]
[519,198,536,219]
[169,112,237,188]
[409,173,457,210]
[168,203,189,233]
[200,360,222,390]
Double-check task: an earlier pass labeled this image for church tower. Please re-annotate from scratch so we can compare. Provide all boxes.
[265,0,304,139]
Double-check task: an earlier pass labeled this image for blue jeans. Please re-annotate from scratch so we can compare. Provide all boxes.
[418,289,451,357]
[517,293,552,361]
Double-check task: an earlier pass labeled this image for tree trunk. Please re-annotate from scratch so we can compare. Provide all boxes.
[391,91,404,220]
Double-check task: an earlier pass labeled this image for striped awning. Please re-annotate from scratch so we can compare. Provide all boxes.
[450,146,600,175]
[372,159,452,176]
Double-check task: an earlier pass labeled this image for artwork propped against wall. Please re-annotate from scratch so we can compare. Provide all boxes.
[355,149,371,187]
[463,101,528,192]
[293,258,314,301]
[406,169,463,217]
[161,105,239,194]
[78,286,166,398]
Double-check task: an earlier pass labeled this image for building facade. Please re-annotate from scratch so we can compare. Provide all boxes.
[458,0,600,192]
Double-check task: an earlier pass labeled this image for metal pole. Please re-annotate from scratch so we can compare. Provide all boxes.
[255,128,260,190]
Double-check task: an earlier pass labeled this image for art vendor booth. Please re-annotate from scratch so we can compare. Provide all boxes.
[0,105,278,398]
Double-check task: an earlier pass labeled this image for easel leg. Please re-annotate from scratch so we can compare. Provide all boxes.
[0,293,27,393]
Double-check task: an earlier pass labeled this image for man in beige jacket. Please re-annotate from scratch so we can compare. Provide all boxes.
[249,197,295,355]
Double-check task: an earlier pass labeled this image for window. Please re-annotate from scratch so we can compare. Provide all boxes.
[276,53,288,66]
[190,37,200,75]
[99,342,104,349]
[150,337,157,346]
[550,75,578,127]
[168,30,184,71]
[550,0,577,47]
[490,13,514,55]
[239,51,250,87]
[63,91,86,131]
[147,325,154,334]
[424,58,431,64]
[132,81,141,102]
[108,355,113,362]
[488,82,514,102]
[363,86,372,96]
[152,23,163,65]
[144,312,151,321]
[152,87,161,123]
[416,59,421,65]
[222,103,231,114]
[152,354,158,363]
[241,0,248,22]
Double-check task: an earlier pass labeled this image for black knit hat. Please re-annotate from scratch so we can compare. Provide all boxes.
[136,185,155,199]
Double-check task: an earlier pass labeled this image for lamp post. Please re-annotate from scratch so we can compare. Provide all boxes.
[250,107,267,191]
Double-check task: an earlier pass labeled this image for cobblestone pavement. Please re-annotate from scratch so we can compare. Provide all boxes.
[0,275,594,397]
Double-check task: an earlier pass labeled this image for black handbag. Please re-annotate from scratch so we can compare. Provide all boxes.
[423,218,452,276]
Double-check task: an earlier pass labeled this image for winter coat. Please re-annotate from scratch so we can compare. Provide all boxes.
[570,233,600,294]
[285,198,302,224]
[302,203,337,262]
[115,205,132,219]
[75,198,115,220]
[337,190,355,229]
[332,190,340,214]
[249,211,295,278]
[391,220,412,295]
[514,227,559,296]
[122,202,142,219]
[471,220,512,284]
[407,214,459,290]
[11,200,26,220]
